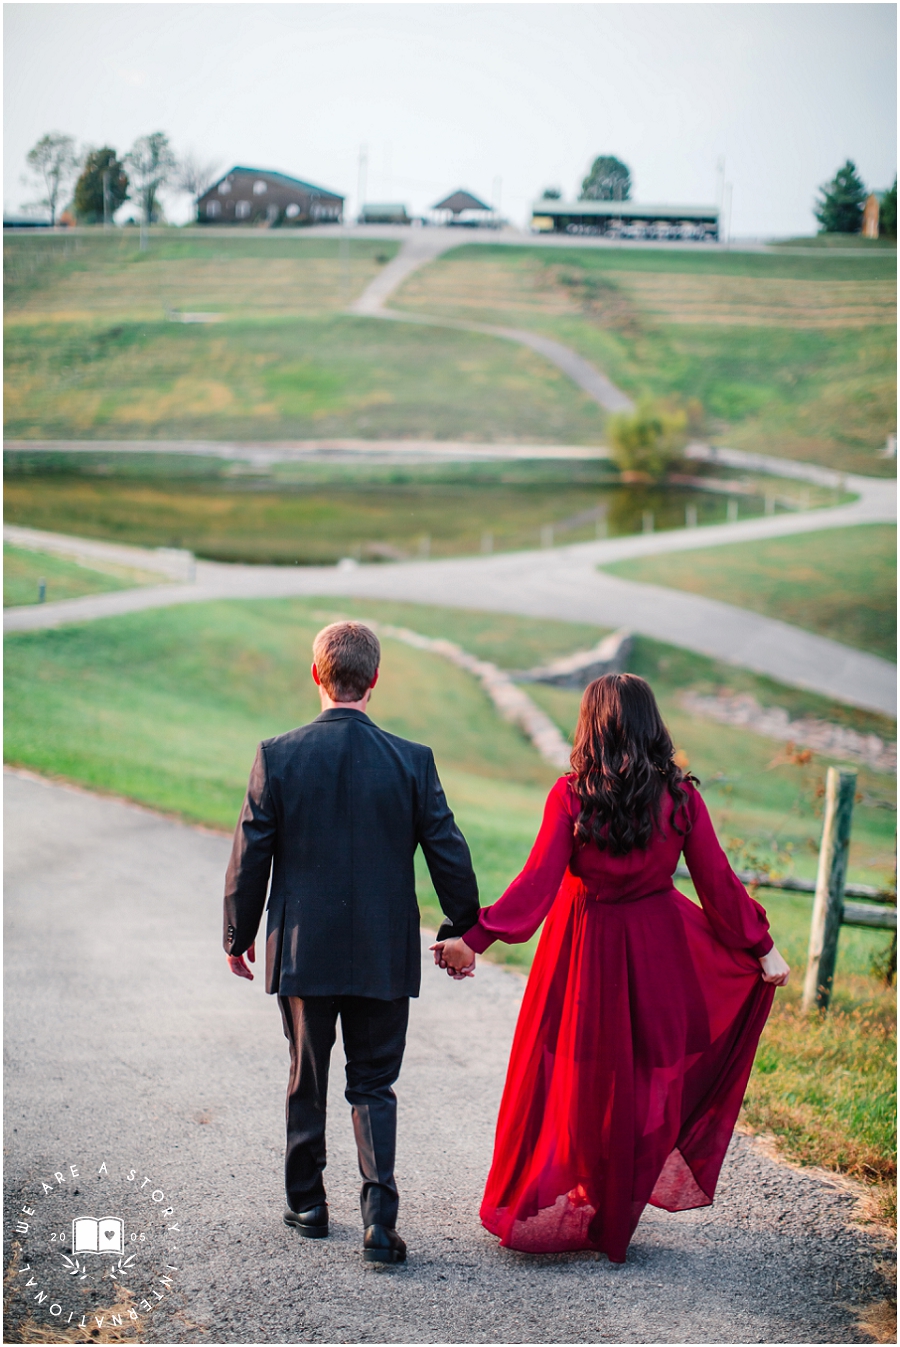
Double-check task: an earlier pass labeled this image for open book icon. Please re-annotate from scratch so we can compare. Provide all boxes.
[72,1217,124,1255]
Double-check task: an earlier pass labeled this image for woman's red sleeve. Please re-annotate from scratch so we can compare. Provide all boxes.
[682,787,773,957]
[464,780,575,953]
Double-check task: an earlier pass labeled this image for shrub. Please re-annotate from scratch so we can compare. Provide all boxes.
[607,399,688,480]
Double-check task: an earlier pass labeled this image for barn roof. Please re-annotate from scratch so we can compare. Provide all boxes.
[433,189,492,213]
[532,199,719,222]
[201,167,344,201]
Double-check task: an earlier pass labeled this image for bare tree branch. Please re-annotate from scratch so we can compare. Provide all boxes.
[25,133,79,225]
[177,153,222,201]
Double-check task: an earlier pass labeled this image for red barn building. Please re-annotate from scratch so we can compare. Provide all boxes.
[198,167,344,226]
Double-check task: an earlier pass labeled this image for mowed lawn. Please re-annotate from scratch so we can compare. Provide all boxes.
[4,315,609,444]
[4,232,606,444]
[393,244,898,475]
[3,231,399,319]
[3,543,162,607]
[4,596,894,1211]
[602,524,897,660]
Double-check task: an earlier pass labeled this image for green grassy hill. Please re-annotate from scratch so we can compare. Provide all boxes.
[394,244,897,475]
[602,524,897,660]
[6,233,896,468]
[3,233,606,444]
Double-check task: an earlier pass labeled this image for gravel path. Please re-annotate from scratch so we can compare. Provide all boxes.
[3,771,892,1344]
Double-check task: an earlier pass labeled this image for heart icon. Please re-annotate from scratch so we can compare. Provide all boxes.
[104,1230,115,1240]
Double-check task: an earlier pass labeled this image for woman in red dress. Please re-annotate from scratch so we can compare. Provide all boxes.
[433,674,789,1265]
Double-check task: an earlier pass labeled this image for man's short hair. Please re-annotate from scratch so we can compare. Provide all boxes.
[313,622,381,702]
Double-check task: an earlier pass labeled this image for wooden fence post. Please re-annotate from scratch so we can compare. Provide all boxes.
[802,767,857,1012]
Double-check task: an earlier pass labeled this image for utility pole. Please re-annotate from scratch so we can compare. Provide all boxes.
[340,222,350,307]
[723,182,733,249]
[357,144,368,223]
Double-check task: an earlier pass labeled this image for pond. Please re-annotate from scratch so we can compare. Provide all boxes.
[2,451,815,566]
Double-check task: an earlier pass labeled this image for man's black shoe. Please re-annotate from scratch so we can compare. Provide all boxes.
[283,1204,329,1238]
[363,1224,407,1263]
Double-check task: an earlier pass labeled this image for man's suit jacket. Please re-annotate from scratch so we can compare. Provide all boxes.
[223,707,480,1000]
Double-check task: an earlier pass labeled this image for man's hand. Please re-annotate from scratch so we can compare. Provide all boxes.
[430,937,476,979]
[759,945,790,986]
[227,941,256,981]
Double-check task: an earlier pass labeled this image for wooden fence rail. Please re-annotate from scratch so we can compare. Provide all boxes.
[672,866,896,912]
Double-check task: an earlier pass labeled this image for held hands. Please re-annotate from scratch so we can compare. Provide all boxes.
[759,945,790,986]
[227,940,256,981]
[430,936,476,981]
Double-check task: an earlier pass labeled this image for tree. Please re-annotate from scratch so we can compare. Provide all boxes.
[125,132,177,241]
[607,399,687,481]
[25,132,79,225]
[73,148,129,224]
[541,186,562,200]
[880,177,897,239]
[177,152,221,203]
[580,155,631,202]
[814,159,867,234]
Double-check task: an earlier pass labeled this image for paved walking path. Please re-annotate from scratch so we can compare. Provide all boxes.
[349,233,459,316]
[4,771,890,1344]
[3,438,612,465]
[5,458,895,715]
[351,232,635,412]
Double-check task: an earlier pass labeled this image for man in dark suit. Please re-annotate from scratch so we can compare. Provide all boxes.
[224,620,479,1264]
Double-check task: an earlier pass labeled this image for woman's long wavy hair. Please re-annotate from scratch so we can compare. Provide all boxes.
[570,673,696,855]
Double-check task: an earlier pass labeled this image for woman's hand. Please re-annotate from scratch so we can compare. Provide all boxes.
[759,945,790,986]
[430,937,476,978]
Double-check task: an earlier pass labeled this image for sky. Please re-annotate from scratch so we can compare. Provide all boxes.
[4,2,897,236]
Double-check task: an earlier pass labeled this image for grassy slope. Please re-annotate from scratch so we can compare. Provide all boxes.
[4,595,895,1202]
[8,234,896,462]
[5,594,894,885]
[3,316,609,444]
[3,232,400,315]
[3,233,606,444]
[2,599,558,923]
[773,234,899,249]
[3,543,161,607]
[603,524,897,660]
[393,244,898,475]
[5,593,894,900]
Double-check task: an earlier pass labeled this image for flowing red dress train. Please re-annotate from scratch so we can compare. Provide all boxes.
[463,778,775,1264]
